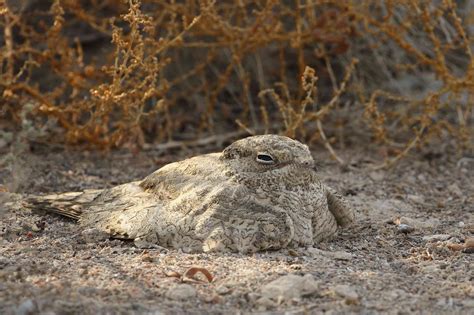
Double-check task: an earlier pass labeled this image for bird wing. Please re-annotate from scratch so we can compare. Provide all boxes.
[80,153,225,240]
[78,181,161,239]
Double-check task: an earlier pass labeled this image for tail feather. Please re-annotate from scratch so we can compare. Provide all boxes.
[24,189,103,221]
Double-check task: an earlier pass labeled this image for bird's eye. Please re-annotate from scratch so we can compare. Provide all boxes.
[256,153,275,165]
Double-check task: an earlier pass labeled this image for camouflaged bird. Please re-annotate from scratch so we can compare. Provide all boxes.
[26,135,355,253]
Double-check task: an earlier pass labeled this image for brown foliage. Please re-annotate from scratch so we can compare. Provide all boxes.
[0,0,472,165]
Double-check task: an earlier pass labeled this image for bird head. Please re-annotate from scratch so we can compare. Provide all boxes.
[220,135,316,174]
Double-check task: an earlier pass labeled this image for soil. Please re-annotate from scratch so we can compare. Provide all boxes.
[0,141,473,314]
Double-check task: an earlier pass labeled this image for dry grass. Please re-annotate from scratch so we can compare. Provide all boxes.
[0,0,472,165]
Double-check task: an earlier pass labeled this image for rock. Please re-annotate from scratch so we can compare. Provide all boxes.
[166,284,197,301]
[30,223,41,232]
[216,285,231,295]
[422,234,451,242]
[374,190,385,198]
[261,274,319,302]
[307,248,353,260]
[369,171,385,182]
[397,224,415,234]
[458,221,465,228]
[333,284,359,304]
[16,299,37,315]
[422,264,439,273]
[417,174,426,182]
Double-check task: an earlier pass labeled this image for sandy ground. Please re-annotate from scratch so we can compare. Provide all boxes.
[0,142,473,314]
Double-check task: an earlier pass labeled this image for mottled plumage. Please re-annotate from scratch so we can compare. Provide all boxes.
[26,135,355,253]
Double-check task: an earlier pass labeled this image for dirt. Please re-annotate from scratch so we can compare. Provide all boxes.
[0,142,473,314]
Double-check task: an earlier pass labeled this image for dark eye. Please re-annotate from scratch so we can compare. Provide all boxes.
[256,153,275,165]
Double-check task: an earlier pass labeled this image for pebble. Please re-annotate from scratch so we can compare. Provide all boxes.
[166,284,197,301]
[417,174,427,182]
[30,224,41,232]
[422,234,451,242]
[333,284,359,304]
[216,285,231,295]
[369,171,385,182]
[260,274,319,302]
[397,224,414,234]
[15,299,37,315]
[395,216,439,230]
[459,221,465,228]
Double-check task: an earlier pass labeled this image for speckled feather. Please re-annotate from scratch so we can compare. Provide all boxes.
[25,135,355,253]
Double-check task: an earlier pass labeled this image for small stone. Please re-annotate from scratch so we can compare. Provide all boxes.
[397,224,414,234]
[166,284,197,300]
[395,216,439,230]
[374,190,385,198]
[261,274,319,302]
[30,224,41,232]
[16,299,37,315]
[422,234,451,242]
[423,264,439,273]
[459,221,465,228]
[369,171,385,182]
[417,174,426,182]
[216,285,231,295]
[333,284,359,304]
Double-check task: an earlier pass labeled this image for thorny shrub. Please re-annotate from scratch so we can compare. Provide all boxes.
[0,0,472,166]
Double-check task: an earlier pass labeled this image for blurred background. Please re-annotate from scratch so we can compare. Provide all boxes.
[0,0,473,163]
